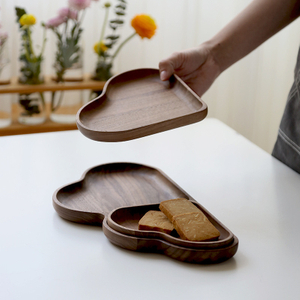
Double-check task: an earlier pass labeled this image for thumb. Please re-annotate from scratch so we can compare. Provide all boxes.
[159,52,184,81]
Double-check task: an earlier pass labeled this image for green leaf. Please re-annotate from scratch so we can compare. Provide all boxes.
[15,7,27,22]
[116,4,126,10]
[115,11,125,16]
[106,35,120,40]
[110,19,124,24]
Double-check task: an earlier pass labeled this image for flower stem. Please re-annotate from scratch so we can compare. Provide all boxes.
[26,27,36,61]
[39,27,47,58]
[99,5,110,44]
[110,32,136,64]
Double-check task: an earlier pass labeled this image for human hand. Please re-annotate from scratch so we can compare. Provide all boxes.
[159,44,221,97]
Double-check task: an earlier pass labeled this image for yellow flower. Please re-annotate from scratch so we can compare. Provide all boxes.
[94,41,108,54]
[131,14,156,39]
[19,14,36,26]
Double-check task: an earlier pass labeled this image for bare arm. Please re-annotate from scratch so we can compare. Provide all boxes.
[159,0,300,96]
[209,0,300,72]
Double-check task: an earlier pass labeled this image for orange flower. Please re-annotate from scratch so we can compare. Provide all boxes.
[131,14,156,39]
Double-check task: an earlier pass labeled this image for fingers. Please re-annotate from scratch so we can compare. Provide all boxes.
[159,51,184,81]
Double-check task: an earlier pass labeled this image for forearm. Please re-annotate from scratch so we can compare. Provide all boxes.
[206,0,300,72]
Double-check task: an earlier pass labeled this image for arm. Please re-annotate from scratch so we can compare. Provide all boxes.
[159,0,300,96]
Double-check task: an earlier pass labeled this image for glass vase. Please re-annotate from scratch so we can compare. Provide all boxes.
[92,60,113,82]
[50,89,83,124]
[18,92,46,125]
[0,42,11,128]
[50,50,84,124]
[0,94,11,128]
[18,59,46,125]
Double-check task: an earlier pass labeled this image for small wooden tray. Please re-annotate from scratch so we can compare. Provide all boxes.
[76,68,207,142]
[107,203,234,249]
[53,162,238,263]
[103,218,239,264]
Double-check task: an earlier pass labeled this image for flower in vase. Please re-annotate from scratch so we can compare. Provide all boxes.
[58,7,78,20]
[45,16,66,29]
[68,0,91,11]
[94,41,108,54]
[46,1,94,82]
[92,1,157,81]
[15,7,47,119]
[19,14,36,26]
[131,15,157,39]
[15,7,47,85]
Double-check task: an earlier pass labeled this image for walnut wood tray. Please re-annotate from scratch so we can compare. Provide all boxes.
[53,162,238,264]
[76,68,207,142]
[107,203,234,249]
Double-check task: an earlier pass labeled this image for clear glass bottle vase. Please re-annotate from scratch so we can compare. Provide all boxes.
[0,41,12,128]
[50,51,84,124]
[18,92,46,125]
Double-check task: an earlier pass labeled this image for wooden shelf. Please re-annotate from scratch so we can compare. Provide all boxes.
[0,75,106,94]
[0,75,106,136]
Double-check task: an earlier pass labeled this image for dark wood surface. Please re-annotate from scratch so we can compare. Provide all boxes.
[53,162,238,264]
[53,162,191,225]
[103,218,239,264]
[107,202,234,249]
[76,68,208,142]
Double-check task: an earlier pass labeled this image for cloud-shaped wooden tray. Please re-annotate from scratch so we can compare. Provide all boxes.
[76,68,207,142]
[53,162,238,264]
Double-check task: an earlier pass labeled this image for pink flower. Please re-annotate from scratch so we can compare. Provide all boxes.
[58,7,78,20]
[45,16,66,28]
[68,0,91,11]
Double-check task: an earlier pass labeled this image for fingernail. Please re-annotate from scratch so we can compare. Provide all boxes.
[160,70,167,81]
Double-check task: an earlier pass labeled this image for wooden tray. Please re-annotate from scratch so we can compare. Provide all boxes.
[107,203,234,249]
[103,218,239,264]
[53,162,238,264]
[76,68,207,142]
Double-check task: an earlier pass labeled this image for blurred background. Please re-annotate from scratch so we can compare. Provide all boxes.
[1,0,300,153]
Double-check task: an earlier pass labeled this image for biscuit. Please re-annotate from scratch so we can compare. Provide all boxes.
[172,212,220,241]
[159,198,200,222]
[138,210,174,234]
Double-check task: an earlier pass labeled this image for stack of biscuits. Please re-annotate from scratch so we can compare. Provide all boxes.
[138,198,220,242]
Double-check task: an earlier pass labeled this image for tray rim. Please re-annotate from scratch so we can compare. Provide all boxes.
[107,202,234,250]
[52,161,196,224]
[76,68,208,142]
[102,217,239,264]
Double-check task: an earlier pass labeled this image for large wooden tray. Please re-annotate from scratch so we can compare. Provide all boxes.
[53,162,238,264]
[76,68,207,142]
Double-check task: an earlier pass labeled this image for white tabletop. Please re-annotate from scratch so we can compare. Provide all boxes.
[0,118,299,300]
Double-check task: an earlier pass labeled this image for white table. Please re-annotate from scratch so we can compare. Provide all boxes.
[0,118,299,300]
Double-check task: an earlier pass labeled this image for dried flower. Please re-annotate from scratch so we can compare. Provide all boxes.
[68,0,91,11]
[19,14,36,26]
[131,14,156,39]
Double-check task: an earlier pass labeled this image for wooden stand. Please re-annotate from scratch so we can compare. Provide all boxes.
[0,75,105,136]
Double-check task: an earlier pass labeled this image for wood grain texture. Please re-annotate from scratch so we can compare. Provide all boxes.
[103,218,239,264]
[53,162,238,264]
[107,203,234,249]
[53,162,190,225]
[76,68,207,142]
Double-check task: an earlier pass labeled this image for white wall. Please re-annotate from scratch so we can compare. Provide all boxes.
[1,0,300,153]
